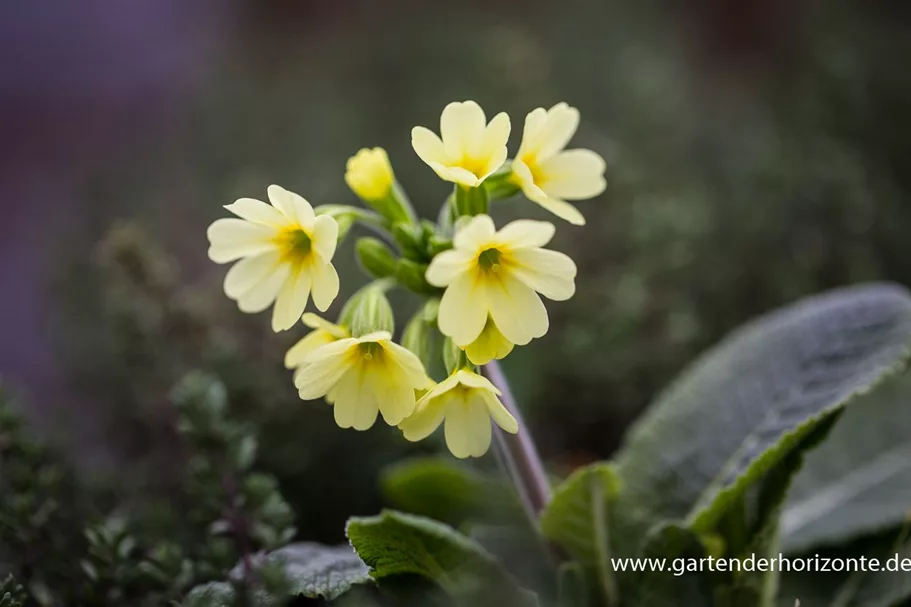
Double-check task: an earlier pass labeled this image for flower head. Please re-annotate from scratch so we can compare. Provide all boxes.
[425,215,577,349]
[399,369,518,459]
[207,185,340,332]
[294,331,430,431]
[512,103,606,226]
[284,313,349,370]
[345,147,395,202]
[412,101,511,187]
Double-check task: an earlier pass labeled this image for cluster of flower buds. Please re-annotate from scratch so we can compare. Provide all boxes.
[207,100,606,458]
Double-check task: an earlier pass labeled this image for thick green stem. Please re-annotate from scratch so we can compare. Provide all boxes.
[482,360,551,520]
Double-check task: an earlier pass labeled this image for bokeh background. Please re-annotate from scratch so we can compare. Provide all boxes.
[3,0,911,544]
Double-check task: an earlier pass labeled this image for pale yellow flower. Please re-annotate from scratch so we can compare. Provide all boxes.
[512,103,606,226]
[399,369,518,459]
[464,316,514,365]
[345,147,395,201]
[425,215,576,348]
[284,313,349,370]
[294,332,430,431]
[411,100,511,187]
[207,185,340,332]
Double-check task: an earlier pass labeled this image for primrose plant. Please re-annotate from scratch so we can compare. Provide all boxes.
[206,100,603,466]
[203,99,911,607]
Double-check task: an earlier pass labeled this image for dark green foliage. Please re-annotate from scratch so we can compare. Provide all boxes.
[0,374,298,606]
[0,575,25,607]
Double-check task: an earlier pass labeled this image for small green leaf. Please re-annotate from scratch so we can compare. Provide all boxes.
[346,510,535,604]
[613,284,911,545]
[540,464,619,604]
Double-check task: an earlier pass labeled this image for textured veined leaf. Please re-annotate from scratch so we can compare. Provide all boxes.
[230,542,370,599]
[614,284,911,540]
[781,372,911,554]
[346,510,535,604]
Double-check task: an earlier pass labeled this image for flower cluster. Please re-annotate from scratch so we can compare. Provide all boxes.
[207,101,605,458]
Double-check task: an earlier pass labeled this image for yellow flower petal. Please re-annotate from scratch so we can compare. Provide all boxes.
[538,149,607,199]
[301,313,348,338]
[384,341,434,389]
[373,364,418,426]
[312,215,339,262]
[237,263,291,314]
[333,367,380,430]
[271,269,312,332]
[438,272,488,346]
[310,261,340,312]
[440,100,487,159]
[425,248,475,287]
[486,274,548,345]
[399,395,447,442]
[481,391,519,434]
[465,318,514,365]
[516,107,547,158]
[207,218,275,263]
[508,248,577,301]
[294,338,356,398]
[495,219,555,250]
[453,214,497,250]
[284,330,335,369]
[521,102,579,162]
[411,127,448,166]
[476,112,511,179]
[444,394,492,459]
[224,198,288,228]
[223,251,280,299]
[267,185,316,228]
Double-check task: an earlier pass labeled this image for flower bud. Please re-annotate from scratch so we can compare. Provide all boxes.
[453,184,489,217]
[401,309,435,368]
[345,147,394,201]
[347,285,395,337]
[356,237,397,279]
[345,147,414,224]
[392,222,427,261]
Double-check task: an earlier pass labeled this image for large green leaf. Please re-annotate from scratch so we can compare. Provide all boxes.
[539,464,619,603]
[614,284,911,539]
[782,372,911,554]
[346,510,535,604]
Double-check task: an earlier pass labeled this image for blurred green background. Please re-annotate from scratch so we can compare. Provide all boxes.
[3,0,911,544]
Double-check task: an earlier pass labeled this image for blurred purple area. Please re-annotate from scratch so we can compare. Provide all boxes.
[0,0,230,407]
